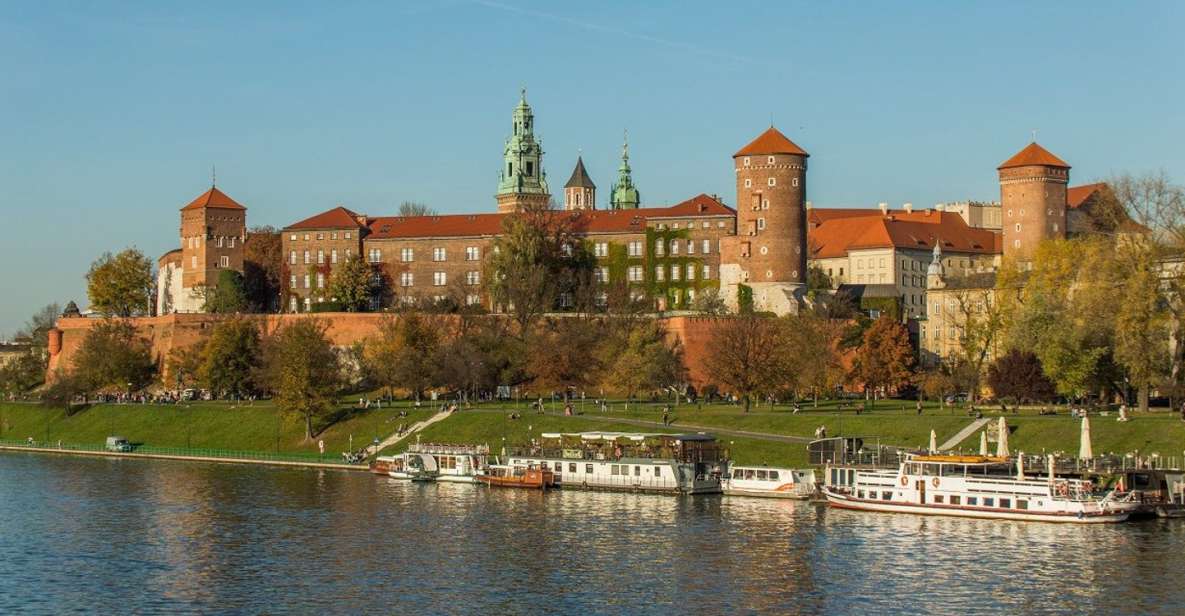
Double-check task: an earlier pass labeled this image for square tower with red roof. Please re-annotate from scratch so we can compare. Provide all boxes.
[173,186,247,311]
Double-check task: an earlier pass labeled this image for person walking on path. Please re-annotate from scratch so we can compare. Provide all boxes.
[662,406,670,426]
[916,400,923,416]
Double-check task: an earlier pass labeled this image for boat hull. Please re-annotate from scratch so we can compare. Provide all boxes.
[723,486,811,500]
[823,488,1131,524]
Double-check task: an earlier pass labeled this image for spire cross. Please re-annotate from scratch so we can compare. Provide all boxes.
[211,164,216,187]
[1031,129,1038,143]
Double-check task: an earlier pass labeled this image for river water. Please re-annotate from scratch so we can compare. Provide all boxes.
[2,453,1183,615]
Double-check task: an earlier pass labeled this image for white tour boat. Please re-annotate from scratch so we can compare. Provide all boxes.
[723,466,816,499]
[388,443,489,483]
[822,453,1139,523]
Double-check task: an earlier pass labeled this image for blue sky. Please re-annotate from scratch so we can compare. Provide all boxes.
[1,1,1182,335]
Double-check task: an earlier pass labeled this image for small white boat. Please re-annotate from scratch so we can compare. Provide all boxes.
[723,466,816,499]
[387,444,489,483]
[822,453,1139,524]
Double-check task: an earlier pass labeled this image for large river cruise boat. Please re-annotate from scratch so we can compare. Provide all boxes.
[506,432,727,494]
[822,453,1139,523]
[387,443,490,483]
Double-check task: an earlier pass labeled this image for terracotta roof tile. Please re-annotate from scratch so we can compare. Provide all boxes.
[181,187,246,211]
[734,127,808,158]
[809,210,999,259]
[286,206,367,230]
[1067,182,1106,209]
[997,142,1070,170]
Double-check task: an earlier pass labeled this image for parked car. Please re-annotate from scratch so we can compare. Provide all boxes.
[105,436,132,452]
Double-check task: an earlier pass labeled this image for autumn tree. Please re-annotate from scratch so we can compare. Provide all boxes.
[0,350,45,394]
[703,315,788,412]
[244,226,282,312]
[202,270,249,313]
[201,317,261,397]
[165,344,203,390]
[398,201,436,217]
[86,249,154,317]
[784,312,846,406]
[71,319,156,393]
[601,320,686,401]
[485,201,596,336]
[364,313,441,400]
[986,350,1056,405]
[258,319,342,440]
[528,317,606,397]
[850,315,914,401]
[328,254,375,311]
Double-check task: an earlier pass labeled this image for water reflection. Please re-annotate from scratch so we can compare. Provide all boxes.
[1,453,1182,615]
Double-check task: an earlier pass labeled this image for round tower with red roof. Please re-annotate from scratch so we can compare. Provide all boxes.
[719,126,809,314]
[997,142,1069,260]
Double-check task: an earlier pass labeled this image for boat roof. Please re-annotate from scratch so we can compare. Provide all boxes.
[729,465,810,472]
[908,454,1010,465]
[539,431,716,442]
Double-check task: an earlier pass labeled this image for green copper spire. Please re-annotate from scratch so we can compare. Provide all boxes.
[497,88,548,197]
[609,130,640,209]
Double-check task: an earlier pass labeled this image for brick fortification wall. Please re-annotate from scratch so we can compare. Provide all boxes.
[48,313,729,390]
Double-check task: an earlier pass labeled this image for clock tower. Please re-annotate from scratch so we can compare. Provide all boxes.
[496,89,550,213]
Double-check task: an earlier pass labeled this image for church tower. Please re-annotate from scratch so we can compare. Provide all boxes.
[496,89,550,213]
[719,126,809,315]
[563,156,596,210]
[175,182,247,312]
[998,141,1070,261]
[609,133,640,209]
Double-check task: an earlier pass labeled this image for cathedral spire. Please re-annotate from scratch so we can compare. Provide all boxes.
[496,89,550,213]
[609,131,640,210]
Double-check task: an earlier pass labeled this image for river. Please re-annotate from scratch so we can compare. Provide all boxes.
[2,453,1182,615]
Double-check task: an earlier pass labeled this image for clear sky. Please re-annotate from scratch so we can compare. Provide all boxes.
[1,1,1182,335]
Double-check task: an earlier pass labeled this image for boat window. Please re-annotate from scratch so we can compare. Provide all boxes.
[999,498,1012,509]
[882,491,892,500]
[768,471,779,481]
[847,469,855,484]
[734,469,744,479]
[585,464,593,474]
[1017,500,1028,510]
[983,497,994,507]
[569,463,576,473]
[654,466,661,477]
[635,466,641,476]
[830,469,839,485]
[933,495,944,503]
[745,470,755,480]
[949,495,961,505]
[857,490,865,499]
[967,497,978,506]
[756,470,767,480]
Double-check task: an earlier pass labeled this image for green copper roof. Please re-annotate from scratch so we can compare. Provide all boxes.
[497,89,549,197]
[609,132,640,209]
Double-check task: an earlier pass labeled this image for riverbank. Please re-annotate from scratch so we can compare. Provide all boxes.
[0,441,360,469]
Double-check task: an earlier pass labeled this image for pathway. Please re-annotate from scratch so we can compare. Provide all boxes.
[937,417,992,451]
[368,409,454,455]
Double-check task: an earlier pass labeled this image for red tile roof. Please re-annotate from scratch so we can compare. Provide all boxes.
[809,208,942,226]
[1067,183,1106,209]
[997,142,1070,170]
[734,127,809,157]
[352,194,735,240]
[809,210,1000,259]
[182,187,246,211]
[287,206,367,230]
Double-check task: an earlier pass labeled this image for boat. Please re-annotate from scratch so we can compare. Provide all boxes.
[370,455,398,476]
[476,463,554,490]
[821,453,1140,523]
[383,443,490,483]
[387,452,439,482]
[723,466,816,499]
[506,432,727,494]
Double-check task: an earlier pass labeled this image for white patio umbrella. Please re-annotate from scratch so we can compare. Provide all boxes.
[979,431,989,456]
[996,417,1010,458]
[1016,451,1025,481]
[929,429,938,453]
[1079,416,1093,460]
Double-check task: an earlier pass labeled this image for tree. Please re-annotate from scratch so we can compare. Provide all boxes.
[784,313,846,405]
[602,320,686,401]
[328,254,375,312]
[918,368,956,403]
[851,316,914,399]
[17,303,61,347]
[165,344,203,390]
[528,317,606,396]
[86,249,154,317]
[244,226,282,312]
[364,313,441,400]
[398,201,437,217]
[485,201,596,336]
[703,316,787,412]
[258,319,342,440]
[71,319,156,393]
[807,266,833,291]
[201,317,261,397]
[0,349,46,394]
[690,287,727,315]
[202,270,249,313]
[986,350,1056,405]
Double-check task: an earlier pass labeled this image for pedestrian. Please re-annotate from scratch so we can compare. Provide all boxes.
[662,406,670,426]
[916,400,923,416]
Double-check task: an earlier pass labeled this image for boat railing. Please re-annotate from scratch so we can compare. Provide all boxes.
[408,443,490,455]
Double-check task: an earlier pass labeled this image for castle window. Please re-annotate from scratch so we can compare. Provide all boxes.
[763,200,770,209]
[316,233,324,240]
[217,236,224,248]
[655,266,665,281]
[304,250,311,264]
[290,275,296,289]
[304,234,310,241]
[368,248,382,263]
[757,218,766,230]
[466,294,480,306]
[317,250,324,264]
[768,177,776,186]
[401,248,414,262]
[702,265,711,279]
[656,242,665,257]
[191,256,197,268]
[304,274,311,288]
[290,234,297,241]
[702,222,709,229]
[717,221,725,228]
[760,246,768,255]
[628,241,643,257]
[594,242,608,257]
[466,246,481,261]
[332,232,338,240]
[467,271,481,286]
[331,249,338,264]
[1007,209,1013,218]
[702,239,711,254]
[744,179,752,188]
[1053,223,1059,232]
[433,247,446,262]
[400,272,414,287]
[560,293,573,308]
[526,161,534,177]
[743,157,750,167]
[768,156,775,164]
[433,272,447,286]
[670,240,679,255]
[1019,209,1025,216]
[220,256,229,268]
[304,298,311,311]
[507,162,513,177]
[687,240,695,255]
[1015,224,1021,232]
[792,178,799,187]
[316,273,324,289]
[628,266,643,282]
[671,265,680,281]
[345,232,352,239]
[229,237,235,248]
[290,251,297,265]
[686,264,695,280]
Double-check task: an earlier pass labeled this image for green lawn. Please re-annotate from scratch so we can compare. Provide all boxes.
[0,402,433,456]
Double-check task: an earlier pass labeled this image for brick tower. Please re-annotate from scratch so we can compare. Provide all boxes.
[998,142,1070,261]
[563,156,596,210]
[176,185,246,311]
[720,126,809,314]
[496,89,550,213]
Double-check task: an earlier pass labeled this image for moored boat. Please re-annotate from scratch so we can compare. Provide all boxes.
[476,463,554,490]
[370,455,398,476]
[723,466,816,499]
[822,453,1139,523]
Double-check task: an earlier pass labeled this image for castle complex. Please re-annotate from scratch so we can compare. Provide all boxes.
[154,92,1115,361]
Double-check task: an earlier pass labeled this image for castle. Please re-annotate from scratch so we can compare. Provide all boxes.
[155,92,1105,332]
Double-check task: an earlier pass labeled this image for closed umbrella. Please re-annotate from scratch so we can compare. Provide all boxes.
[1016,451,1025,481]
[1079,416,1093,460]
[929,429,937,453]
[996,417,1010,458]
[979,431,988,456]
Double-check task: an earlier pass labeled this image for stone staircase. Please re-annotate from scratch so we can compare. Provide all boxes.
[367,409,454,455]
[937,417,992,451]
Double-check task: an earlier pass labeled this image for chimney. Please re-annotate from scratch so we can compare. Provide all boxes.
[878,202,888,216]
[805,201,813,210]
[934,203,945,212]
[904,202,913,213]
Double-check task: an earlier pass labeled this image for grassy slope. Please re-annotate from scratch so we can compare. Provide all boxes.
[0,402,433,456]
